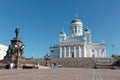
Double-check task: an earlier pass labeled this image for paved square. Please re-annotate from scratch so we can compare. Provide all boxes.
[0,68,119,80]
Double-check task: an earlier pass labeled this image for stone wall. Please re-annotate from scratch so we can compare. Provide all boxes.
[1,57,119,68]
[22,58,95,68]
[24,57,120,68]
[49,58,95,68]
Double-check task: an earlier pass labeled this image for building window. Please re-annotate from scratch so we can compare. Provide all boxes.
[75,27,77,33]
[92,50,94,52]
[51,50,54,52]
[92,54,95,58]
[75,27,77,29]
[72,52,74,58]
[75,29,77,33]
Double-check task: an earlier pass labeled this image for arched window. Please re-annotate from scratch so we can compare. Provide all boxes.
[75,27,77,33]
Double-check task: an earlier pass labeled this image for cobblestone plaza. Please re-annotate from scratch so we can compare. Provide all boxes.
[0,68,119,80]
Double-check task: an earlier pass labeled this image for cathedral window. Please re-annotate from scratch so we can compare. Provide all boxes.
[75,27,77,29]
[75,29,77,33]
[51,50,54,52]
[75,27,77,33]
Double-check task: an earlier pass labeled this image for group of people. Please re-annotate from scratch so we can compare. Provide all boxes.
[8,62,61,69]
[51,63,61,68]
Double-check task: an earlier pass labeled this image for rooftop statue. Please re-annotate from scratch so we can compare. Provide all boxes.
[15,26,20,38]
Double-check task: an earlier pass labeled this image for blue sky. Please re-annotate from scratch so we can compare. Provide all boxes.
[0,0,120,58]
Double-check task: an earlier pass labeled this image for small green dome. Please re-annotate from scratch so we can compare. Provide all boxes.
[85,27,90,32]
[60,31,65,34]
[60,30,65,34]
[85,28,89,31]
[71,17,81,23]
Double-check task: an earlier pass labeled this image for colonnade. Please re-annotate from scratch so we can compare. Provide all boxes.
[60,45,86,58]
[59,45,106,58]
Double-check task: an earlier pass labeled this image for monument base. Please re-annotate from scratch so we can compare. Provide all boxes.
[3,55,22,68]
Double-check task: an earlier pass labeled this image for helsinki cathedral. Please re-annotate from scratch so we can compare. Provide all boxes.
[50,15,106,58]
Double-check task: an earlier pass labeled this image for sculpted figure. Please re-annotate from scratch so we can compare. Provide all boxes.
[15,26,20,38]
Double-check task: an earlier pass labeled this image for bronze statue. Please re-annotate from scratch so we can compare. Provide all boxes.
[6,26,24,56]
[15,26,20,38]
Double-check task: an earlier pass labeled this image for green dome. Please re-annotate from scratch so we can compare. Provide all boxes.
[60,31,65,34]
[85,28,89,31]
[85,27,90,32]
[60,30,66,34]
[71,17,81,23]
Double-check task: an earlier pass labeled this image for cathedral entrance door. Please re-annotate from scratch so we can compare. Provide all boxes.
[92,54,95,58]
[72,52,74,58]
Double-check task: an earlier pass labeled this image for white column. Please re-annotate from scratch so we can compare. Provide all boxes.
[73,27,75,34]
[98,49,100,58]
[102,48,106,57]
[60,47,62,58]
[74,46,76,57]
[68,46,71,58]
[96,49,99,58]
[64,46,66,58]
[99,50,101,58]
[83,45,86,57]
[104,49,106,57]
[79,46,81,57]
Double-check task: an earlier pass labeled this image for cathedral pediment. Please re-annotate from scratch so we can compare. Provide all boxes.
[60,36,84,45]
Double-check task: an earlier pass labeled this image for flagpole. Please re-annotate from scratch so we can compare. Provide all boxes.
[112,44,115,56]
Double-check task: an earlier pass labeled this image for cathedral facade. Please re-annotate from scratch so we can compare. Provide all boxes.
[50,15,106,58]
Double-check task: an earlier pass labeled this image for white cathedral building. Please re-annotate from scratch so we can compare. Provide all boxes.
[0,43,8,60]
[50,15,106,58]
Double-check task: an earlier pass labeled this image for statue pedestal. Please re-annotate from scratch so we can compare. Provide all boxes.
[4,55,17,61]
[4,55,22,68]
[3,38,23,68]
